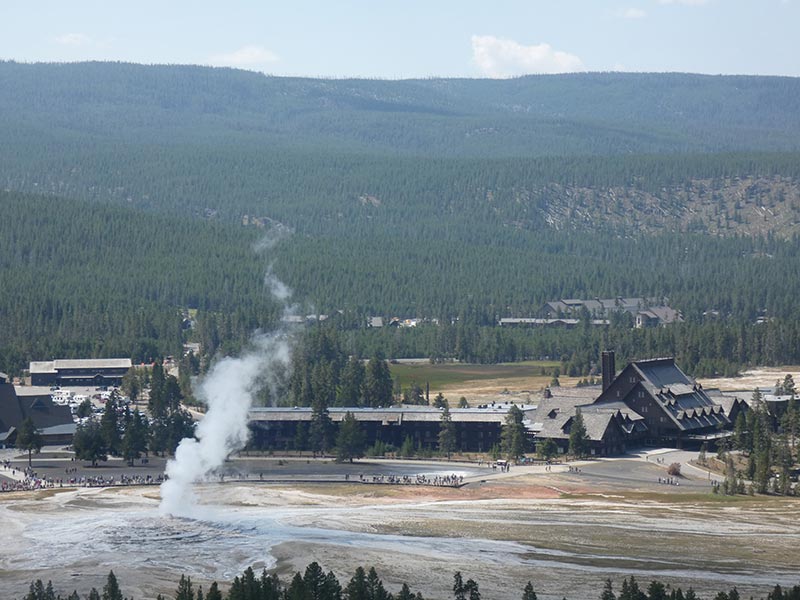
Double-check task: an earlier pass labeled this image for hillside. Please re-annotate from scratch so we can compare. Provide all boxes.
[2,63,800,374]
[1,62,800,157]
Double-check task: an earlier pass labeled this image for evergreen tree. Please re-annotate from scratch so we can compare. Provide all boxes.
[15,417,42,467]
[523,581,538,600]
[121,367,141,405]
[432,393,448,409]
[205,582,222,600]
[323,570,343,600]
[73,418,108,466]
[568,408,590,458]
[285,573,307,600]
[345,567,369,600]
[366,567,390,600]
[336,411,366,463]
[338,356,365,406]
[175,574,195,600]
[102,571,123,600]
[464,579,480,600]
[149,361,167,418]
[600,579,616,600]
[303,562,328,600]
[501,405,527,460]
[100,396,122,457]
[646,581,667,600]
[397,584,415,600]
[438,404,457,457]
[453,572,466,600]
[121,409,149,465]
[310,395,334,456]
[363,355,393,408]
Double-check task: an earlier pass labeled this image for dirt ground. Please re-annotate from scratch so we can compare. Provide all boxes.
[437,366,800,405]
[698,366,800,392]
[2,452,799,600]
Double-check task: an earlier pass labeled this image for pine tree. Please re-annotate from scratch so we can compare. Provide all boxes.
[600,579,615,600]
[175,574,195,600]
[438,404,457,458]
[100,395,121,457]
[366,567,390,600]
[453,572,466,600]
[102,571,123,600]
[205,582,223,600]
[569,408,590,458]
[501,405,526,460]
[15,417,42,467]
[345,567,368,600]
[522,581,538,600]
[310,395,334,456]
[336,411,366,463]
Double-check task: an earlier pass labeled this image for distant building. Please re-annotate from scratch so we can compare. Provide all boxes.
[29,358,132,387]
[541,297,682,327]
[532,352,747,453]
[499,318,609,328]
[0,380,75,447]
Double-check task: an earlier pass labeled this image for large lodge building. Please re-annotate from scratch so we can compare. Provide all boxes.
[247,352,748,456]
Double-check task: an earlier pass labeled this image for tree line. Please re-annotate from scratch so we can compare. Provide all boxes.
[18,563,800,600]
[72,364,195,465]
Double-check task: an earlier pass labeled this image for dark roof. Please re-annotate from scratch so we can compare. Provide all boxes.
[536,410,623,442]
[0,383,74,438]
[632,359,730,431]
[20,394,74,430]
[632,358,691,389]
[593,358,733,433]
[0,383,25,437]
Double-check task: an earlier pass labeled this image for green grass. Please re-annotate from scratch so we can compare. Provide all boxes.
[389,360,560,391]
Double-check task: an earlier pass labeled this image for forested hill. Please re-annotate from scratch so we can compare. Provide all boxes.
[2,61,800,156]
[3,62,800,374]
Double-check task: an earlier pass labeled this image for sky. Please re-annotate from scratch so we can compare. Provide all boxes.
[1,0,798,79]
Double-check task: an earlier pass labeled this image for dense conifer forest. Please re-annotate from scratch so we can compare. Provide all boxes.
[2,63,800,377]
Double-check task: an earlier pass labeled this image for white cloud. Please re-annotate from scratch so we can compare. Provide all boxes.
[208,45,279,72]
[471,35,584,78]
[54,33,92,46]
[658,0,709,5]
[620,7,647,18]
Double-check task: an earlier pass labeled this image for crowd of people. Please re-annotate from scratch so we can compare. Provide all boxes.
[355,472,465,487]
[0,460,166,492]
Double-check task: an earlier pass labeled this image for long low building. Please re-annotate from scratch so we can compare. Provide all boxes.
[29,358,132,387]
[248,405,534,453]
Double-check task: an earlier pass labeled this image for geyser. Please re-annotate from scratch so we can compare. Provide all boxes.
[160,331,291,517]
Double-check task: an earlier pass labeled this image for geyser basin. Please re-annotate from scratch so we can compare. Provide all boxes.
[2,483,799,600]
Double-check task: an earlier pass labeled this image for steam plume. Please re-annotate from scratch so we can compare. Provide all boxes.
[159,332,290,517]
[160,225,295,517]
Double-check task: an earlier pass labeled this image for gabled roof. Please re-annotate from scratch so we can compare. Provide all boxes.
[0,383,25,436]
[536,410,619,442]
[631,357,691,389]
[595,358,733,433]
[0,383,74,438]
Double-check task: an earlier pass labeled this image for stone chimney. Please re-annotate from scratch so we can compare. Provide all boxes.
[601,350,616,392]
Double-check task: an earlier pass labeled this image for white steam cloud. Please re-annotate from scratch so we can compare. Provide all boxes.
[160,228,295,517]
[159,332,291,517]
